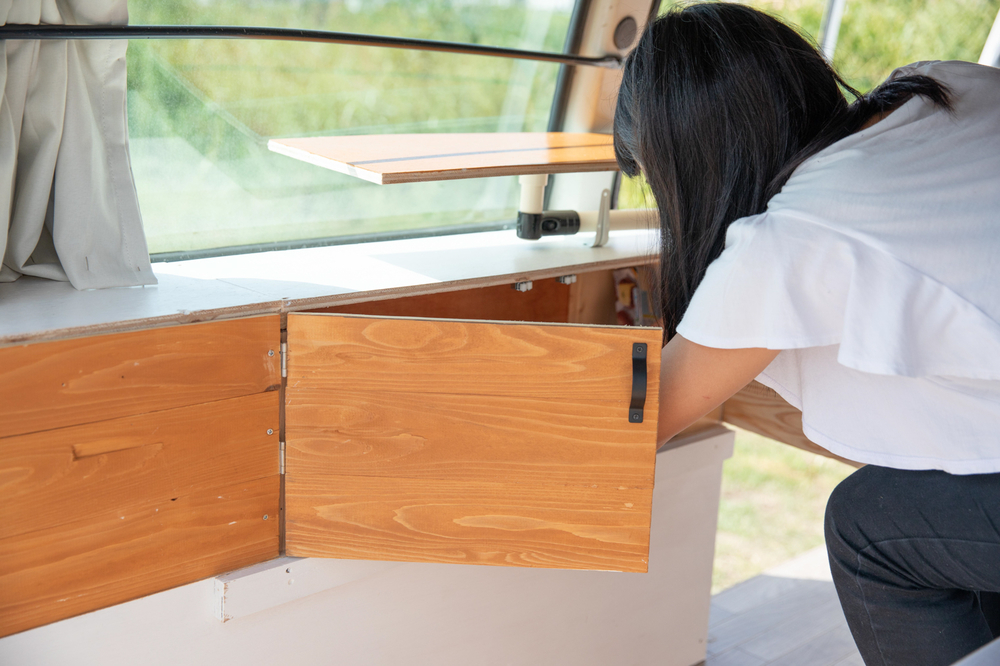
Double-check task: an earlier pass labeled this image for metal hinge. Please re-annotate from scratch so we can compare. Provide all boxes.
[280,342,287,378]
[279,441,286,475]
[512,280,533,292]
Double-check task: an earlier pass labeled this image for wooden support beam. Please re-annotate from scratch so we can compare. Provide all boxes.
[722,381,861,467]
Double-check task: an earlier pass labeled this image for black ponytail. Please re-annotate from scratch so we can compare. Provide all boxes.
[614,3,952,342]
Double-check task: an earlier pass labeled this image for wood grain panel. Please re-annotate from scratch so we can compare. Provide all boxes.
[287,392,653,488]
[286,475,651,572]
[567,269,617,325]
[723,381,861,467]
[0,475,279,638]
[317,278,572,323]
[285,314,660,572]
[0,387,280,638]
[287,314,660,401]
[0,393,279,540]
[268,132,616,185]
[0,316,280,439]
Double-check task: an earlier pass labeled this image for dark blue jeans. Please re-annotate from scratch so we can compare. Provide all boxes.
[825,465,1000,666]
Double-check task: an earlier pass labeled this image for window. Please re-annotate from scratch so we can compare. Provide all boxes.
[662,0,998,91]
[126,0,577,258]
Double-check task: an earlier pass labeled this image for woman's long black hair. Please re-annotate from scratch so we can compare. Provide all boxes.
[614,2,951,343]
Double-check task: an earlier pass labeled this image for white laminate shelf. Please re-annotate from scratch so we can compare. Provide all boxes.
[0,229,657,346]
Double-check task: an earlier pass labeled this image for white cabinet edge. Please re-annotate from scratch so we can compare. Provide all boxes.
[213,556,399,622]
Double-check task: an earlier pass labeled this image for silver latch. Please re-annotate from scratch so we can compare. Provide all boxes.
[279,441,286,475]
[280,342,288,378]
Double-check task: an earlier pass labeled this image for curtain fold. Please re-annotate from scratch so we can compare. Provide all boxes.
[1,0,155,290]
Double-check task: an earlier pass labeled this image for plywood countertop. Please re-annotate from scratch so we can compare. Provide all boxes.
[0,229,657,346]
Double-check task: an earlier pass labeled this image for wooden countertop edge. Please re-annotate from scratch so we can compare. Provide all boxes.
[0,302,285,349]
[378,161,620,184]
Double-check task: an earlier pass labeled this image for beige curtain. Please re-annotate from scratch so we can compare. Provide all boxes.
[1,0,155,289]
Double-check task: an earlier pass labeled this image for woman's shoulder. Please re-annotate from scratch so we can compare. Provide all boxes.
[681,207,1000,380]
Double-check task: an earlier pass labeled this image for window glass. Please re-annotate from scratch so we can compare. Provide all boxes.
[620,0,998,209]
[658,0,998,91]
[126,0,576,257]
[829,0,998,91]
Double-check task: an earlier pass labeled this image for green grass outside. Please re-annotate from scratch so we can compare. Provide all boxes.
[714,428,856,593]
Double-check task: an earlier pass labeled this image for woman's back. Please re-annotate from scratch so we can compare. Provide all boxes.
[772,60,1000,322]
[676,60,1000,473]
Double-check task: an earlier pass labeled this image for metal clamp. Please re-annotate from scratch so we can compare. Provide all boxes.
[629,342,648,423]
[592,188,611,248]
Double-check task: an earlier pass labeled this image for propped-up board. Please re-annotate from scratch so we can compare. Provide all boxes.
[284,313,660,573]
[267,132,616,184]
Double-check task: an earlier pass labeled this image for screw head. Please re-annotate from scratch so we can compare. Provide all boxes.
[268,349,275,356]
[636,345,644,353]
[263,515,269,520]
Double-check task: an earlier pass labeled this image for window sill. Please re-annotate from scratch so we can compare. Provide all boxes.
[0,229,657,346]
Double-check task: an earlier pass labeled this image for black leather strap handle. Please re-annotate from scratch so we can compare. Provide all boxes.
[629,342,647,424]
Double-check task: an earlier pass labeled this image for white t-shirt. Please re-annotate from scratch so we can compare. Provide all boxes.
[676,61,1000,474]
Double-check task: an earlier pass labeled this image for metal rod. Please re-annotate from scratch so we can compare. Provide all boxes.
[818,0,847,62]
[547,0,594,132]
[0,24,621,69]
[979,6,1000,67]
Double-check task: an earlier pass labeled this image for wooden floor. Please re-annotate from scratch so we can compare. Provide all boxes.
[707,546,863,666]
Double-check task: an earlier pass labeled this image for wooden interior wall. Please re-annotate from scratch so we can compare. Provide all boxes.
[0,317,283,638]
[722,381,861,467]
[317,277,576,323]
[284,314,661,573]
[316,270,624,327]
[567,269,618,325]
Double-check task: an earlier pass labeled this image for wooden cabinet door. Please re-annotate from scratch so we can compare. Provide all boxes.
[284,313,660,573]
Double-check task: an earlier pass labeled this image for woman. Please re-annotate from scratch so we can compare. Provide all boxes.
[613,3,1000,665]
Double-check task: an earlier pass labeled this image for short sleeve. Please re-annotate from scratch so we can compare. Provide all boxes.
[676,213,1000,381]
[676,213,849,350]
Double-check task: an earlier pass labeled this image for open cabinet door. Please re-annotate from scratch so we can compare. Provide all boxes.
[285,313,660,573]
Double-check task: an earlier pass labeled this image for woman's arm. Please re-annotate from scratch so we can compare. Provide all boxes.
[657,334,780,446]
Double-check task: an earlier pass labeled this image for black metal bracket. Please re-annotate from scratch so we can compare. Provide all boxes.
[516,210,581,240]
[629,342,647,424]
